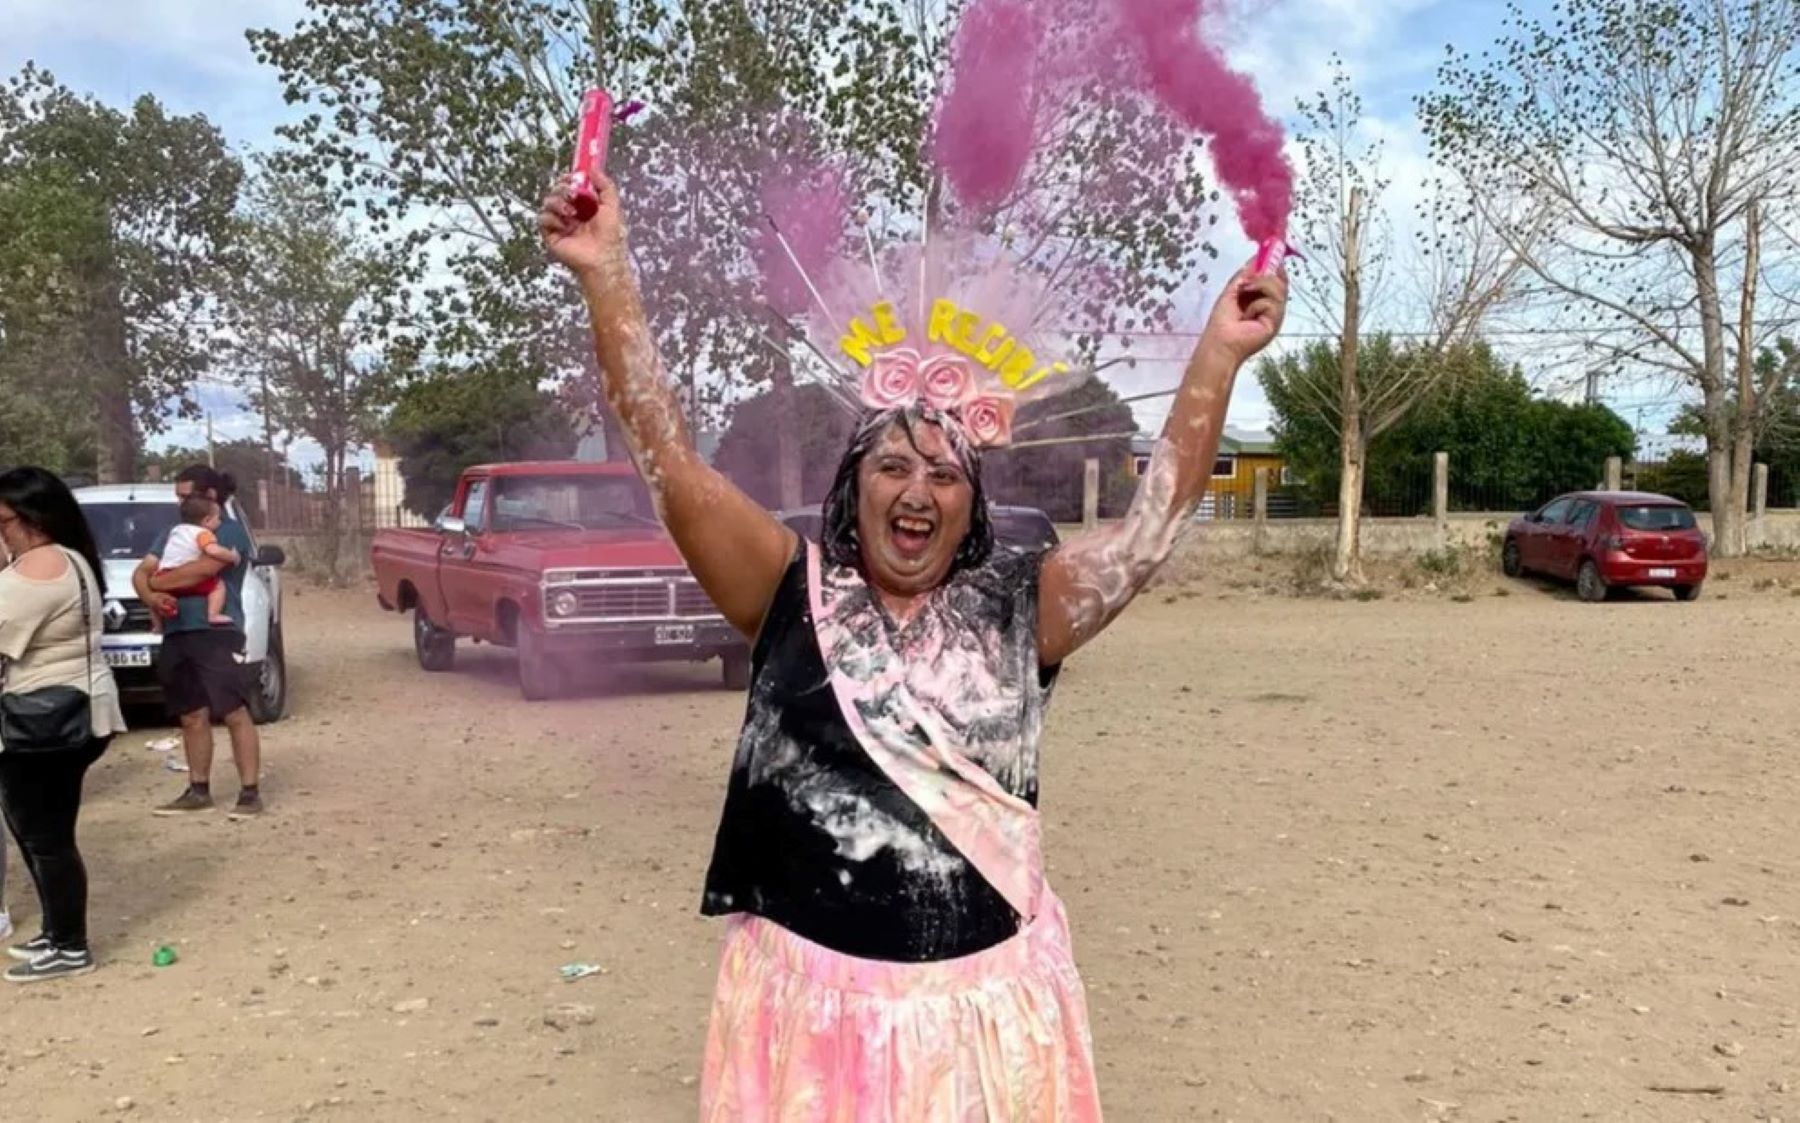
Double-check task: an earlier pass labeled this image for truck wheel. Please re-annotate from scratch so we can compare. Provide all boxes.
[414,606,456,672]
[517,625,562,701]
[722,650,751,692]
[247,626,289,725]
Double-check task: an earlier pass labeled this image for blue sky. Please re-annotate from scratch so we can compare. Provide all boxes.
[8,0,1642,467]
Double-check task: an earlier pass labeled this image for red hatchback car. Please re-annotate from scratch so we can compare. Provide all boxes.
[1503,491,1709,602]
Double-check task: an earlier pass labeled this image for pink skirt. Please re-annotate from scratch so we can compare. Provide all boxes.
[700,893,1102,1122]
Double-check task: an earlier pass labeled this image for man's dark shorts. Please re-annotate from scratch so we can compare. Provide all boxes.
[156,629,252,718]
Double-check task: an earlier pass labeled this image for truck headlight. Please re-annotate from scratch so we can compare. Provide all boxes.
[547,590,580,618]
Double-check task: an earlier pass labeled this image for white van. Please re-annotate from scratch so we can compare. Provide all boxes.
[75,484,289,723]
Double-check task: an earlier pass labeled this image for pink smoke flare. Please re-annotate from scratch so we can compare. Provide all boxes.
[1107,0,1293,241]
[930,0,1043,211]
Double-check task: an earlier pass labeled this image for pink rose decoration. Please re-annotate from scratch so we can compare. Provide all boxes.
[919,355,975,411]
[960,395,1015,448]
[861,349,921,411]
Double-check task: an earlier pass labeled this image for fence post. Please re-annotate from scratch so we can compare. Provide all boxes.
[1253,468,1269,555]
[1433,452,1449,540]
[1753,463,1770,521]
[1082,458,1100,531]
[1604,456,1623,492]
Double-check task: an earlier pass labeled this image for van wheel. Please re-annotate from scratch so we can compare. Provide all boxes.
[1501,539,1524,578]
[414,607,456,672]
[722,650,751,691]
[517,624,562,701]
[1673,583,1702,602]
[1577,560,1609,603]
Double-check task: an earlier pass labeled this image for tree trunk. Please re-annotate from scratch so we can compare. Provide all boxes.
[322,449,344,585]
[1725,201,1763,558]
[762,306,803,510]
[1333,426,1366,584]
[1331,186,1366,584]
[90,287,139,484]
[1691,241,1743,555]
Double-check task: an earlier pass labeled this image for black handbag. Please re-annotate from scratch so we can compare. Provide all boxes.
[0,550,95,753]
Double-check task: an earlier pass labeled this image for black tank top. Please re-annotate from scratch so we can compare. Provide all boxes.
[699,545,1058,962]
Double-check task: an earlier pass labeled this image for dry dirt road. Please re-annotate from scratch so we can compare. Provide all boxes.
[6,569,1800,1122]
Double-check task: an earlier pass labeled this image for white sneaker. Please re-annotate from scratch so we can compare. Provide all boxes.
[0,911,12,943]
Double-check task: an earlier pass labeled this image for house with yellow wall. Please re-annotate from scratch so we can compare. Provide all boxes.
[1129,429,1287,519]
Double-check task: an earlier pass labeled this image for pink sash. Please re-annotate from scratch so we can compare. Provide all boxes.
[806,543,1045,922]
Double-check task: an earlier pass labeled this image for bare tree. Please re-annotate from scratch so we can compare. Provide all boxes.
[1421,0,1800,556]
[1273,58,1528,582]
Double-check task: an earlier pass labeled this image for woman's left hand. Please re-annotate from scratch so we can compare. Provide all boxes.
[1203,265,1288,363]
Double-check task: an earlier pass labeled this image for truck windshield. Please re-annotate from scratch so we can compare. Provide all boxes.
[81,502,182,560]
[490,475,659,531]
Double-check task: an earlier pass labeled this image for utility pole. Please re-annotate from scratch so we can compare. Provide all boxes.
[206,413,217,467]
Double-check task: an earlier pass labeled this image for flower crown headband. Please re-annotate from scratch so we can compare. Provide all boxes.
[860,349,1016,447]
[841,295,1073,449]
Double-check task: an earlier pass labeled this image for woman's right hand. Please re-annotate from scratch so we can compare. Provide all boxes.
[540,173,625,277]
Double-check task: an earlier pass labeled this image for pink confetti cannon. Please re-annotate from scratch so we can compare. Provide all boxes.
[568,89,615,223]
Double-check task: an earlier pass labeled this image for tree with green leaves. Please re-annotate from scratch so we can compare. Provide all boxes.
[1265,336,1635,516]
[0,65,242,481]
[1420,0,1800,556]
[385,363,578,520]
[222,167,412,580]
[247,0,1220,508]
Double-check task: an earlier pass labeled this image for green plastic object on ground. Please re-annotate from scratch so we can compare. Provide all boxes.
[153,945,178,967]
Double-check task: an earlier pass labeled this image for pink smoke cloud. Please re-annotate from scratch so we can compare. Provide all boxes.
[1107,0,1292,241]
[931,0,1043,211]
[927,0,1293,243]
[753,167,850,318]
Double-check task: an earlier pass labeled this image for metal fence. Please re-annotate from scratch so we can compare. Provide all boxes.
[254,468,423,534]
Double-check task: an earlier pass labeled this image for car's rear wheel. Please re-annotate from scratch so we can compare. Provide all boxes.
[1501,539,1524,578]
[1577,560,1609,603]
[414,606,456,672]
[247,625,288,725]
[1673,583,1702,602]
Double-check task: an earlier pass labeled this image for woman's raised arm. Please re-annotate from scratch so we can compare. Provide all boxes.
[1037,266,1288,666]
[541,176,795,639]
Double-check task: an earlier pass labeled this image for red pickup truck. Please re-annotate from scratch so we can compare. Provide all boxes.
[371,461,747,699]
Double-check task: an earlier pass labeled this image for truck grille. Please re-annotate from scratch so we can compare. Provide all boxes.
[548,570,721,622]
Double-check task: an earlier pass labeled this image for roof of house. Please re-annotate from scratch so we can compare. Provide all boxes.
[1130,428,1279,457]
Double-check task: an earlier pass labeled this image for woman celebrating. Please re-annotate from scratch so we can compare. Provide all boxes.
[0,467,125,983]
[542,174,1284,1119]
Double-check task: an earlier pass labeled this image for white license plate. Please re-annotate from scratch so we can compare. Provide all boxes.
[654,624,696,645]
[1648,568,1678,579]
[105,647,154,668]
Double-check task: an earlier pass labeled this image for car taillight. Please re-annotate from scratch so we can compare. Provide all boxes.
[1605,535,1625,552]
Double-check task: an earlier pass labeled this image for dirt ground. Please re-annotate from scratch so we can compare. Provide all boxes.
[6,561,1800,1122]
